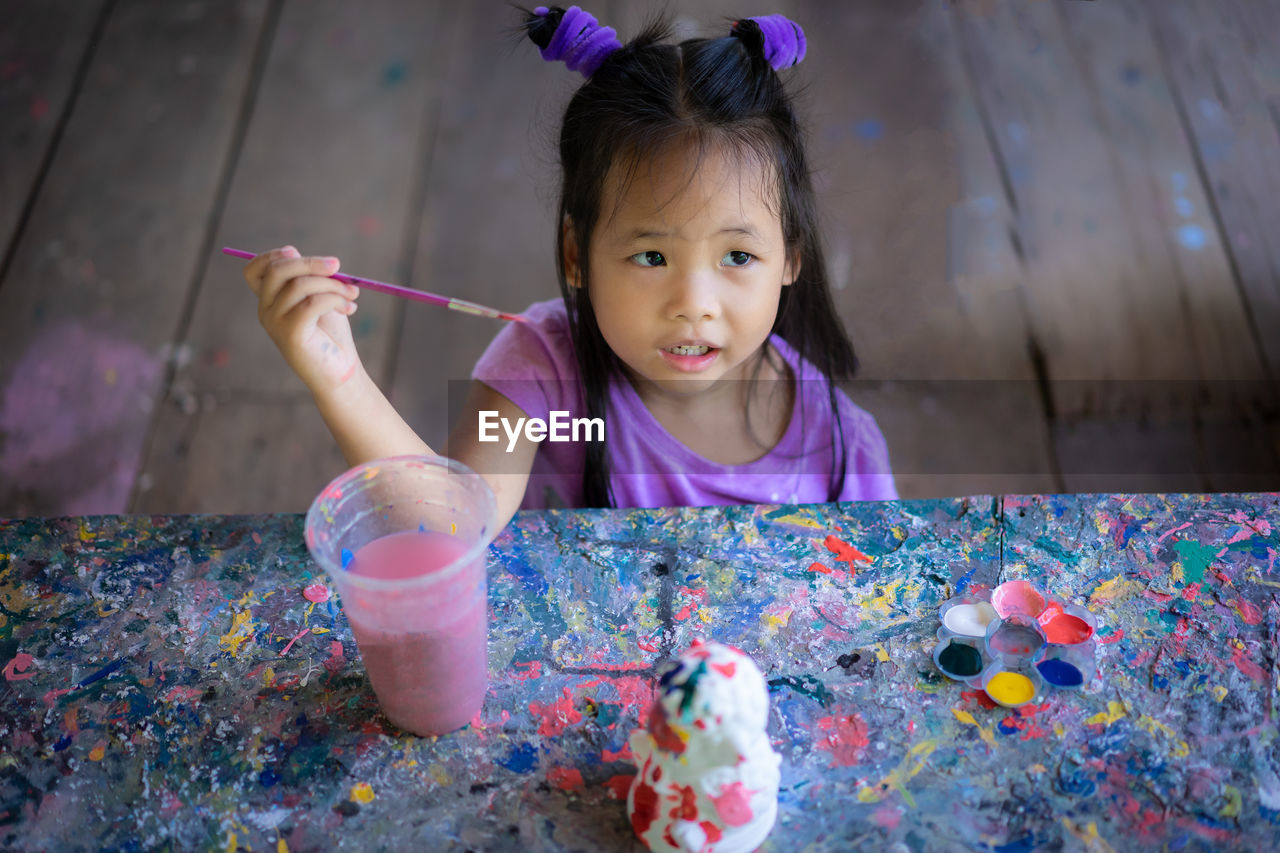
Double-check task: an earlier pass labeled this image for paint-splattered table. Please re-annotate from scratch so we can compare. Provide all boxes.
[2,494,1278,851]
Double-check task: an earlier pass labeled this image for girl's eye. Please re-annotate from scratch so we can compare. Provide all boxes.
[631,251,665,267]
[723,250,753,267]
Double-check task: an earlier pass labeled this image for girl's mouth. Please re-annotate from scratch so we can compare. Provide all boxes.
[660,344,720,372]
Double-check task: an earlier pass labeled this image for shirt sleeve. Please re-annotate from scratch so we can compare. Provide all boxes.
[470,300,572,421]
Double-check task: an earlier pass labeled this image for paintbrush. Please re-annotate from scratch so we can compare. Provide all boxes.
[221,247,526,323]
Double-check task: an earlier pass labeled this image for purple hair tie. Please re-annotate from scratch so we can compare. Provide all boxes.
[739,14,807,70]
[533,5,622,77]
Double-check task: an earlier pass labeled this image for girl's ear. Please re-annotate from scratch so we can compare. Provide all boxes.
[562,218,583,288]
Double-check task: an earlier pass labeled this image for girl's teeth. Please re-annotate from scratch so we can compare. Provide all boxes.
[667,345,710,356]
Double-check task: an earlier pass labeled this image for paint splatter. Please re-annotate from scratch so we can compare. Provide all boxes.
[814,711,869,767]
[710,782,754,826]
[3,652,35,681]
[547,766,584,792]
[349,782,375,804]
[302,583,330,603]
[528,689,582,736]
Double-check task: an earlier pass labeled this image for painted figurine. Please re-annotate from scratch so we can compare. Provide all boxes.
[628,640,782,852]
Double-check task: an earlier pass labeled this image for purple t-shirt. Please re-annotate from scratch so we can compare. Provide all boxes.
[471,299,897,510]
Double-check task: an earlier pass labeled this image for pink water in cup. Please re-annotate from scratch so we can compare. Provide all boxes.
[305,455,497,736]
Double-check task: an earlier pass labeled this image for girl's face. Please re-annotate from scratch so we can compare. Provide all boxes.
[571,143,795,401]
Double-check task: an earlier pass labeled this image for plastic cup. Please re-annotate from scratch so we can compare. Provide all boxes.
[305,455,497,736]
[933,628,987,684]
[1036,639,1097,690]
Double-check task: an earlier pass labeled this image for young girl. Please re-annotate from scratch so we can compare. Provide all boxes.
[243,6,896,530]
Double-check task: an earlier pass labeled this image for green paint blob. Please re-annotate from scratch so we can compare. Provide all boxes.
[1173,539,1218,584]
[938,642,983,677]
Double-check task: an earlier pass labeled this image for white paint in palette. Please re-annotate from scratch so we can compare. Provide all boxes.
[943,601,997,637]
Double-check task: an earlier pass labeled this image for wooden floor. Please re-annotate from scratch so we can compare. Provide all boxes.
[1,0,1278,518]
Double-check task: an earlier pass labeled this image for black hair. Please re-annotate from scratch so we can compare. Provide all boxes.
[521,7,858,507]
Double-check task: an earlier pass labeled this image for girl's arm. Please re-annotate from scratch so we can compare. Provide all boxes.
[243,247,533,530]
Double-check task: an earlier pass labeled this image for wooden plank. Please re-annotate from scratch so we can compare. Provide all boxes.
[389,0,569,455]
[793,0,1054,497]
[134,0,453,513]
[0,0,269,517]
[0,0,106,258]
[1146,0,1280,379]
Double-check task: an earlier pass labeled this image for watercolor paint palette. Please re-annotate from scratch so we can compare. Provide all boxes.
[934,580,1099,708]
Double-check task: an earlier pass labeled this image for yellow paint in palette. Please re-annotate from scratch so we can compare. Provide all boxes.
[985,671,1035,706]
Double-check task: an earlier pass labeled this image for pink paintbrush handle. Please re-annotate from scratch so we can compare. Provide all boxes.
[221,247,525,322]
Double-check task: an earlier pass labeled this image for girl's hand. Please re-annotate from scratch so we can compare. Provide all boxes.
[242,246,363,394]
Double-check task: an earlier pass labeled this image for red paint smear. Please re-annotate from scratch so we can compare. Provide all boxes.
[1098,629,1125,645]
[529,689,582,736]
[547,766,584,792]
[961,689,999,709]
[1231,646,1268,682]
[513,660,542,680]
[324,641,345,673]
[1235,599,1263,625]
[700,821,723,843]
[602,742,633,762]
[808,561,832,574]
[711,781,754,826]
[671,784,698,821]
[603,773,634,800]
[2,652,35,681]
[814,712,870,767]
[824,535,871,566]
[872,804,902,829]
[302,583,330,603]
[674,604,695,621]
[630,778,659,838]
[1181,582,1202,602]
[163,685,202,703]
[712,661,737,678]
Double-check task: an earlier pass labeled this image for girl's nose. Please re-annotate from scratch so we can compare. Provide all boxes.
[667,269,718,322]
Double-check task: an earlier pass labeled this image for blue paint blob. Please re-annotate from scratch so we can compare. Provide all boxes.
[997,717,1021,736]
[1121,64,1142,86]
[498,741,538,773]
[53,734,73,752]
[418,523,427,533]
[1037,658,1083,687]
[341,548,354,570]
[259,768,280,787]
[1178,224,1207,250]
[855,118,884,142]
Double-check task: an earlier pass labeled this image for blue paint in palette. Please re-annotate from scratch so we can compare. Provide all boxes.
[1037,658,1083,687]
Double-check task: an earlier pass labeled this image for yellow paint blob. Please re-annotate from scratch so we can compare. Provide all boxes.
[350,782,375,804]
[88,741,106,761]
[985,671,1035,706]
[1085,700,1127,726]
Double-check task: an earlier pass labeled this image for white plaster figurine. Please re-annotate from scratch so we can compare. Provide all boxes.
[627,640,782,852]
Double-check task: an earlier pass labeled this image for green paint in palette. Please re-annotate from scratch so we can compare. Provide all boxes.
[937,641,983,677]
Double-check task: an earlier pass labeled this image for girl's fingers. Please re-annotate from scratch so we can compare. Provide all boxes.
[261,273,356,323]
[279,292,357,338]
[243,246,300,295]
[259,256,346,313]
